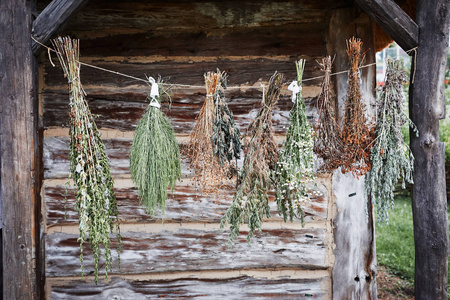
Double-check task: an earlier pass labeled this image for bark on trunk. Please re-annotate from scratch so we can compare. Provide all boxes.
[0,0,40,299]
[409,0,449,299]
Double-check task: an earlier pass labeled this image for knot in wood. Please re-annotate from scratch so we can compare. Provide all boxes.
[422,134,435,148]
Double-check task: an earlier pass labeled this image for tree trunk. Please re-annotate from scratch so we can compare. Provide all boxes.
[0,0,40,299]
[409,0,449,299]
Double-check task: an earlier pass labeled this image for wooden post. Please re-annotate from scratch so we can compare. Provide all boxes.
[328,8,377,300]
[409,0,449,299]
[0,0,40,299]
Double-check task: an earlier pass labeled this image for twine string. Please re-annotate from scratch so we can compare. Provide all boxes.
[31,35,416,91]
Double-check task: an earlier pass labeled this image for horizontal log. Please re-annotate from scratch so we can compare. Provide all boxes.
[44,177,329,226]
[42,57,324,88]
[54,0,342,36]
[41,89,319,133]
[58,24,327,57]
[44,137,134,178]
[49,275,330,299]
[46,228,328,277]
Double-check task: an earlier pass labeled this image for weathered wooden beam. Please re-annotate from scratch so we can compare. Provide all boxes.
[48,276,330,299]
[354,0,418,52]
[409,0,449,299]
[31,0,89,55]
[328,8,377,300]
[0,0,40,299]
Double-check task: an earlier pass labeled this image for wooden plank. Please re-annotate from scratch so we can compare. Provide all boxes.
[58,1,330,33]
[43,137,133,178]
[41,90,320,133]
[354,0,418,52]
[44,178,329,225]
[0,0,40,299]
[42,57,324,88]
[46,228,329,277]
[48,275,330,299]
[32,0,89,55]
[409,0,449,298]
[57,25,328,57]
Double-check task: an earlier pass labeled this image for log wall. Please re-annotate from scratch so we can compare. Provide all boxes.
[37,0,375,299]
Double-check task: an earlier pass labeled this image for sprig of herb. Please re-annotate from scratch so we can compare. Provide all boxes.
[52,37,121,284]
[314,56,344,172]
[220,72,283,246]
[341,37,374,177]
[274,60,315,223]
[130,80,181,216]
[187,71,235,193]
[366,58,417,224]
[212,70,241,175]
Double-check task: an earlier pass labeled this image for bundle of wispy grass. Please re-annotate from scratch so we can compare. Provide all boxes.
[366,58,416,224]
[274,60,315,223]
[52,37,121,283]
[130,79,181,216]
[314,56,344,172]
[212,70,241,173]
[187,71,235,193]
[220,72,283,246]
[341,37,374,177]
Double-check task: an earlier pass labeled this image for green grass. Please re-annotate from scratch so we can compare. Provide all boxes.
[376,196,450,296]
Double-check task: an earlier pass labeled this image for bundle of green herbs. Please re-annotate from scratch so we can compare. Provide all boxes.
[314,56,344,172]
[341,37,374,177]
[274,60,315,223]
[212,70,241,175]
[187,71,237,193]
[220,72,283,246]
[129,78,181,216]
[366,58,416,224]
[52,37,121,283]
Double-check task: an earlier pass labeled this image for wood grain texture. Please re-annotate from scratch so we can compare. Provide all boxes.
[46,228,328,277]
[328,8,377,300]
[43,57,324,88]
[48,0,351,36]
[409,0,449,298]
[49,276,330,299]
[32,0,89,55]
[354,0,418,52]
[44,178,329,226]
[41,91,320,134]
[0,0,40,298]
[63,25,328,58]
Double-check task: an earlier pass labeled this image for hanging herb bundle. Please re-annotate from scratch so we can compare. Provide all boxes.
[366,58,417,224]
[274,60,315,223]
[187,70,238,193]
[341,37,374,177]
[212,70,241,174]
[314,56,344,172]
[220,72,283,246]
[129,79,181,216]
[52,37,121,283]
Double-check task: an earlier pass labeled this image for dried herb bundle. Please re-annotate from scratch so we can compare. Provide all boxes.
[187,71,234,193]
[212,70,241,172]
[314,56,344,172]
[366,58,416,224]
[341,37,374,176]
[130,80,181,216]
[274,60,315,223]
[52,37,121,283]
[220,72,283,246]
